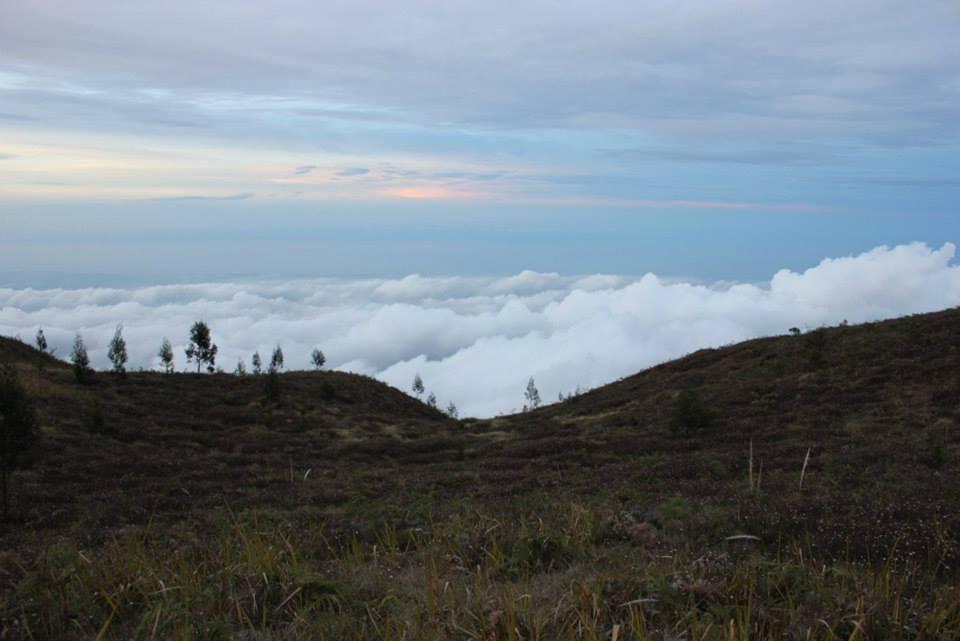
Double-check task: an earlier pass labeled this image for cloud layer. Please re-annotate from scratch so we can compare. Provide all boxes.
[2,242,958,416]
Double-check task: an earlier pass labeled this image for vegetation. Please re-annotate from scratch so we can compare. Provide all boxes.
[264,366,281,404]
[185,321,217,373]
[311,347,326,370]
[158,337,174,374]
[0,365,36,520]
[69,333,91,383]
[107,324,128,376]
[411,373,424,398]
[252,351,263,375]
[34,329,47,354]
[271,345,284,372]
[0,308,959,639]
[669,388,716,436]
[524,376,541,410]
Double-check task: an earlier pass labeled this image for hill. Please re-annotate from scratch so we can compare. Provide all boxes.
[0,310,958,639]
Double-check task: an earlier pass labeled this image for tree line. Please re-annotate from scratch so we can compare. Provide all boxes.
[35,322,327,381]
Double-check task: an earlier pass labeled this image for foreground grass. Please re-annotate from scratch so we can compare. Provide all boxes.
[4,498,959,640]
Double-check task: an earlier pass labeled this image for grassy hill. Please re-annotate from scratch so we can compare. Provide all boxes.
[0,310,958,640]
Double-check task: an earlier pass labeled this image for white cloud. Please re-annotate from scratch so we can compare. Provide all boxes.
[1,242,957,417]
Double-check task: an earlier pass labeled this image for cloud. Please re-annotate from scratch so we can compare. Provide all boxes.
[294,165,317,176]
[2,1,957,147]
[609,147,831,166]
[143,192,255,202]
[336,167,370,177]
[1,242,958,417]
[0,152,12,159]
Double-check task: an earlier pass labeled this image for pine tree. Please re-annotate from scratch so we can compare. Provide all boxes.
[35,328,48,353]
[426,392,438,408]
[70,333,92,383]
[107,324,128,376]
[251,352,263,375]
[158,338,175,374]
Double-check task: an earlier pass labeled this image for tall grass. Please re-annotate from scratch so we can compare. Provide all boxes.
[5,499,960,640]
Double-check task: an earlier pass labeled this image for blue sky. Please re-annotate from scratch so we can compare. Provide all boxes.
[1,0,959,285]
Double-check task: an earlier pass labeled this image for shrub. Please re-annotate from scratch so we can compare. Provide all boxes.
[0,365,37,520]
[669,389,715,436]
[87,400,106,435]
[264,368,281,405]
[804,328,827,370]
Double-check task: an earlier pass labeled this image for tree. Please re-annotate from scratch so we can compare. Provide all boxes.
[0,365,37,520]
[185,321,217,373]
[70,333,92,384]
[412,373,424,398]
[252,352,263,375]
[235,359,247,376]
[524,377,541,411]
[311,348,326,370]
[107,324,128,376]
[158,338,175,374]
[270,345,284,372]
[445,401,459,419]
[426,392,438,408]
[35,329,47,353]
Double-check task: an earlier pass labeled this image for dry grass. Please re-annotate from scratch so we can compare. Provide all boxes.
[1,308,959,638]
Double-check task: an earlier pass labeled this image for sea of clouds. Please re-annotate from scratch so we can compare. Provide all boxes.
[2,242,958,417]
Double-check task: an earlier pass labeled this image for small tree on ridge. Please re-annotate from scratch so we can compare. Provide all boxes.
[107,324,128,376]
[412,373,424,398]
[158,338,174,374]
[185,321,217,373]
[70,333,92,384]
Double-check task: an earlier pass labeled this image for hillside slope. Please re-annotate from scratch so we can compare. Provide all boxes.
[0,309,956,550]
[2,311,959,639]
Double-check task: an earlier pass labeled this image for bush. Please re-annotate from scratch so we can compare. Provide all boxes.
[804,328,827,370]
[0,365,37,520]
[87,400,106,435]
[669,389,715,436]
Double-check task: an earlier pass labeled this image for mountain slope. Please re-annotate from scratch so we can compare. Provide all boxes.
[2,310,959,639]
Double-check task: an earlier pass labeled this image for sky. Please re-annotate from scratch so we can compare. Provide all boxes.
[1,2,959,414]
[1,0,958,284]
